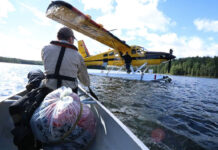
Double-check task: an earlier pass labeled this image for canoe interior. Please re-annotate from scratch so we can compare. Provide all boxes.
[0,87,148,150]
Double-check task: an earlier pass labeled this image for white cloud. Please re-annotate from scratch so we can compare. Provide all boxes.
[0,0,15,23]
[194,19,218,32]
[20,3,51,26]
[188,37,203,51]
[95,0,172,32]
[141,32,218,58]
[79,0,174,52]
[80,0,173,32]
[18,26,32,36]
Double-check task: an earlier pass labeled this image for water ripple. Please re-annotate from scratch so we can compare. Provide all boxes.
[92,75,218,150]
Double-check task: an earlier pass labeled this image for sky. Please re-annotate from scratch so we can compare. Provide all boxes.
[0,0,218,61]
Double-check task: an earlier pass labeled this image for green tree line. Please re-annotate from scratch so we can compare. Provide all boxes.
[0,56,42,65]
[150,56,218,78]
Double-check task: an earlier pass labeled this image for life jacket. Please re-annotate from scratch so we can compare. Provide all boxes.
[45,41,78,88]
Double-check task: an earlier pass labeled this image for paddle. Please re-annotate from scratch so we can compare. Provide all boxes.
[88,86,99,100]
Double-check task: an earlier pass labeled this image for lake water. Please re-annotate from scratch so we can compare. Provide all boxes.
[0,62,217,150]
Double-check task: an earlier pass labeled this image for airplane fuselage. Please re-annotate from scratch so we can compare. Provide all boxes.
[83,46,175,68]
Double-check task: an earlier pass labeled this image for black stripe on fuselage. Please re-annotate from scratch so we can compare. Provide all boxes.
[84,53,169,62]
[85,58,120,62]
[84,51,175,63]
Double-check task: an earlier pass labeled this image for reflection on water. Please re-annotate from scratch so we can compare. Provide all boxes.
[0,63,43,99]
[0,63,218,150]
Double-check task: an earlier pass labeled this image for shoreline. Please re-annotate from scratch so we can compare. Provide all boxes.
[0,56,42,65]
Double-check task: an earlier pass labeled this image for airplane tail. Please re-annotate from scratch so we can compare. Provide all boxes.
[78,40,90,58]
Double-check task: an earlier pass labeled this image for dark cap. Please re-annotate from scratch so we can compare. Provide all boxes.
[57,27,75,40]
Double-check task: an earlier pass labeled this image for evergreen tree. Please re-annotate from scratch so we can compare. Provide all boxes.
[151,56,217,78]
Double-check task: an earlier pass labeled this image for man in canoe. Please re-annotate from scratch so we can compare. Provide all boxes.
[41,27,90,93]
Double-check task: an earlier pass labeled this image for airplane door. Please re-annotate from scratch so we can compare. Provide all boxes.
[103,53,108,67]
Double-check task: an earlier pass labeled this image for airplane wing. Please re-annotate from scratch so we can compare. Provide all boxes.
[46,1,131,53]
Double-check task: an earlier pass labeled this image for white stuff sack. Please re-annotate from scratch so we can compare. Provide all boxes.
[43,104,97,150]
[30,86,81,143]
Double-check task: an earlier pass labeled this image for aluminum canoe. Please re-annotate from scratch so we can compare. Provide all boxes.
[0,86,149,150]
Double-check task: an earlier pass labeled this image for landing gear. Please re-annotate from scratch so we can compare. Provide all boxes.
[134,62,147,73]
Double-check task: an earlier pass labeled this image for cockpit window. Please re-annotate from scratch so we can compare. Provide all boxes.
[109,52,114,56]
[141,47,145,51]
[137,48,144,55]
[132,49,136,54]
[139,47,146,52]
[103,54,108,57]
[161,55,166,58]
[137,49,141,53]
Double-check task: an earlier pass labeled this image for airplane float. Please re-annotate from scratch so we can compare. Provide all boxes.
[46,1,176,82]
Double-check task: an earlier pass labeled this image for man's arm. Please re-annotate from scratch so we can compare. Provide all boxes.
[41,46,47,64]
[77,54,90,87]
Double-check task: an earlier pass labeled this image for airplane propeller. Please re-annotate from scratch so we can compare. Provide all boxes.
[168,49,174,73]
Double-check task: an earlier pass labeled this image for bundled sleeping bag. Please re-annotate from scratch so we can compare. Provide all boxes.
[30,86,96,150]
